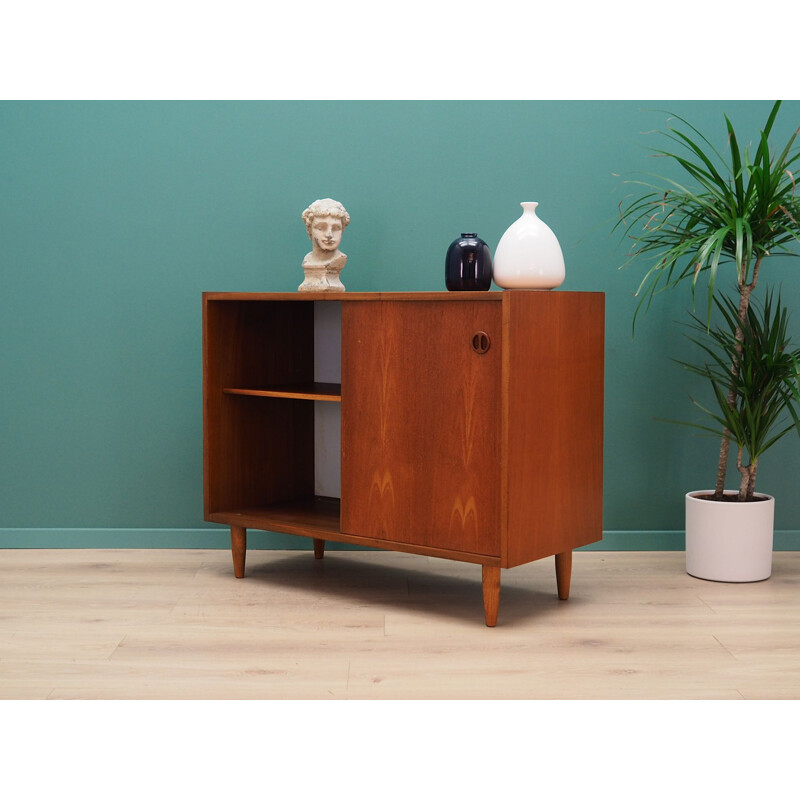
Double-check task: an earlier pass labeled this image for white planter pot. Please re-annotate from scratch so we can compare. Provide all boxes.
[685,490,774,582]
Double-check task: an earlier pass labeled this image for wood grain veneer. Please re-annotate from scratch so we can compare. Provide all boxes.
[341,299,501,557]
[503,291,605,566]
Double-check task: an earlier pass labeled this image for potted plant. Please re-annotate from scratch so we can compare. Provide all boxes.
[615,100,800,581]
[676,291,800,580]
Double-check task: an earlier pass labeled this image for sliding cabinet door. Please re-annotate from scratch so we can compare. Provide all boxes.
[341,300,501,557]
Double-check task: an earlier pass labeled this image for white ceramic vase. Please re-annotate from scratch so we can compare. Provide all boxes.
[492,202,565,290]
[685,490,774,582]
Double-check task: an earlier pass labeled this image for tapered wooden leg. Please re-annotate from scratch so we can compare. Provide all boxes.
[313,538,326,559]
[231,525,246,578]
[555,550,572,600]
[482,565,501,627]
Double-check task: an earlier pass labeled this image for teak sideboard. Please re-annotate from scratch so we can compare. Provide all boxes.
[203,291,604,626]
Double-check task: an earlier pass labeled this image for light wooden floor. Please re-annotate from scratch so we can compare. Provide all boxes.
[1,548,799,699]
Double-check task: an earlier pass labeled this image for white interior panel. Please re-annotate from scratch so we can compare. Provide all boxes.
[314,301,342,498]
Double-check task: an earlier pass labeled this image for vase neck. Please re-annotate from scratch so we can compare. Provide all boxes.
[520,201,539,216]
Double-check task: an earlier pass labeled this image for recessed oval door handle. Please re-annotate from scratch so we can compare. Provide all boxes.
[472,331,491,354]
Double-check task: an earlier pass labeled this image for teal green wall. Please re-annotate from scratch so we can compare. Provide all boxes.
[2,100,799,549]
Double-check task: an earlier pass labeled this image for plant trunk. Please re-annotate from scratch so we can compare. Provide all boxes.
[737,447,758,501]
[714,258,763,499]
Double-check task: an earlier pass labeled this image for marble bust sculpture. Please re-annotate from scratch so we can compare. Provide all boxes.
[298,198,351,292]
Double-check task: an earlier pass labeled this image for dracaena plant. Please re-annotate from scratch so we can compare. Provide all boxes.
[674,292,800,501]
[615,100,800,500]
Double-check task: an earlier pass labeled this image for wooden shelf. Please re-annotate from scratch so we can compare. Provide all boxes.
[208,496,341,537]
[206,497,497,564]
[223,382,342,402]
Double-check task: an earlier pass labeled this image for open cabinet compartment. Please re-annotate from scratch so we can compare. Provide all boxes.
[203,296,342,535]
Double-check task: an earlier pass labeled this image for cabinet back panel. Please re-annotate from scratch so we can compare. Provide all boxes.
[208,396,314,512]
[204,300,314,389]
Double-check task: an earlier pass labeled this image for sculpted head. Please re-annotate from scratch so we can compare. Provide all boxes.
[302,198,350,254]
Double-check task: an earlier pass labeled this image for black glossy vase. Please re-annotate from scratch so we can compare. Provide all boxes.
[445,233,493,291]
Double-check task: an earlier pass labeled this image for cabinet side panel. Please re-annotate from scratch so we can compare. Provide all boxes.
[203,299,315,515]
[341,300,502,557]
[504,292,604,566]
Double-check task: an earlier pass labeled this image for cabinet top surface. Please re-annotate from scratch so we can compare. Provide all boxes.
[203,290,603,302]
